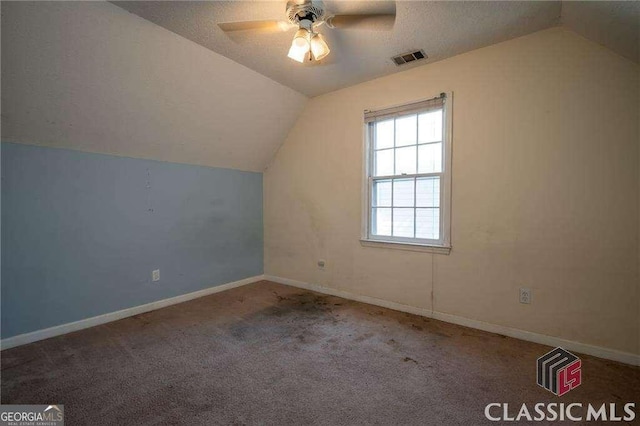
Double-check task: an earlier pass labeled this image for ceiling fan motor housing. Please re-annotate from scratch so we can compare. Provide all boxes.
[286,0,326,26]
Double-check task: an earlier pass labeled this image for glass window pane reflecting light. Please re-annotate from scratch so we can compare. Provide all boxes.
[373,180,392,206]
[375,150,393,176]
[418,143,442,173]
[395,146,416,175]
[393,208,414,237]
[416,208,440,239]
[375,119,394,149]
[393,179,414,207]
[395,115,417,147]
[418,110,442,143]
[370,105,445,242]
[416,177,440,207]
[373,208,391,236]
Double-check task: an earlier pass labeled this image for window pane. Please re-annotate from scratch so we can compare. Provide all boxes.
[375,149,393,176]
[418,143,442,173]
[416,208,440,240]
[393,208,414,238]
[395,146,416,175]
[418,110,442,143]
[395,115,417,147]
[416,177,440,207]
[375,119,394,149]
[372,208,391,236]
[372,180,392,207]
[393,178,414,207]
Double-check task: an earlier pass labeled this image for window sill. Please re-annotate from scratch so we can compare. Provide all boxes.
[359,239,451,254]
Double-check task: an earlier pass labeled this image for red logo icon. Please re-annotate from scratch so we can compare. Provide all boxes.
[537,347,581,396]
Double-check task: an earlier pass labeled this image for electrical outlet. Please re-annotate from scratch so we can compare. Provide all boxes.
[152,269,160,282]
[520,288,531,304]
[317,259,326,269]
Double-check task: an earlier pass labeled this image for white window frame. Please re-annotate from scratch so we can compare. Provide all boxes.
[360,92,452,254]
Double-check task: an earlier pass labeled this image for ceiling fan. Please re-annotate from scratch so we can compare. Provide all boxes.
[217,0,396,63]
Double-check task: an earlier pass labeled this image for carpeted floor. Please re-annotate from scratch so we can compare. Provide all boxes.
[1,281,638,425]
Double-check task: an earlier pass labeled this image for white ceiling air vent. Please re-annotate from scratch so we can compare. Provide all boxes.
[391,49,427,66]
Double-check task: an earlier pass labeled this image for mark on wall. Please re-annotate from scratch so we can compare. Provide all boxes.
[145,167,154,213]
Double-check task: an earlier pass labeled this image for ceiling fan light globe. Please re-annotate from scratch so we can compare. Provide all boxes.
[310,33,330,60]
[293,38,309,49]
[288,43,308,63]
[292,28,310,48]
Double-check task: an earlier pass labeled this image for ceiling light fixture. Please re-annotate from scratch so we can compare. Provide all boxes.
[310,33,330,60]
[287,7,331,63]
[218,0,397,65]
[287,28,311,63]
[287,28,330,63]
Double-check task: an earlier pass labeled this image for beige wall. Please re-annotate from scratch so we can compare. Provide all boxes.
[264,28,640,355]
[1,2,306,172]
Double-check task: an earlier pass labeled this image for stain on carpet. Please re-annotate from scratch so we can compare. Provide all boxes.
[2,281,639,425]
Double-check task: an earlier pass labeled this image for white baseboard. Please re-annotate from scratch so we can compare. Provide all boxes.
[264,275,640,366]
[1,274,265,350]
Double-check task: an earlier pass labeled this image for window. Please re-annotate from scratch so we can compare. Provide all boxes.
[362,93,452,251]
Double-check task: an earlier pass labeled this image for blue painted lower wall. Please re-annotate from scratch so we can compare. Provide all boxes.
[1,142,263,339]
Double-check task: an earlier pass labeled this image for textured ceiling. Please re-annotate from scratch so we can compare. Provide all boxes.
[560,1,639,64]
[114,1,565,97]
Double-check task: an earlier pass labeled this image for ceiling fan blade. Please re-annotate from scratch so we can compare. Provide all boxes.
[326,14,396,30]
[218,20,294,33]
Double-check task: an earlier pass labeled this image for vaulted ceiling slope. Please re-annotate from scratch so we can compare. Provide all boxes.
[560,1,639,64]
[1,1,307,172]
[111,1,639,98]
[113,1,563,97]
